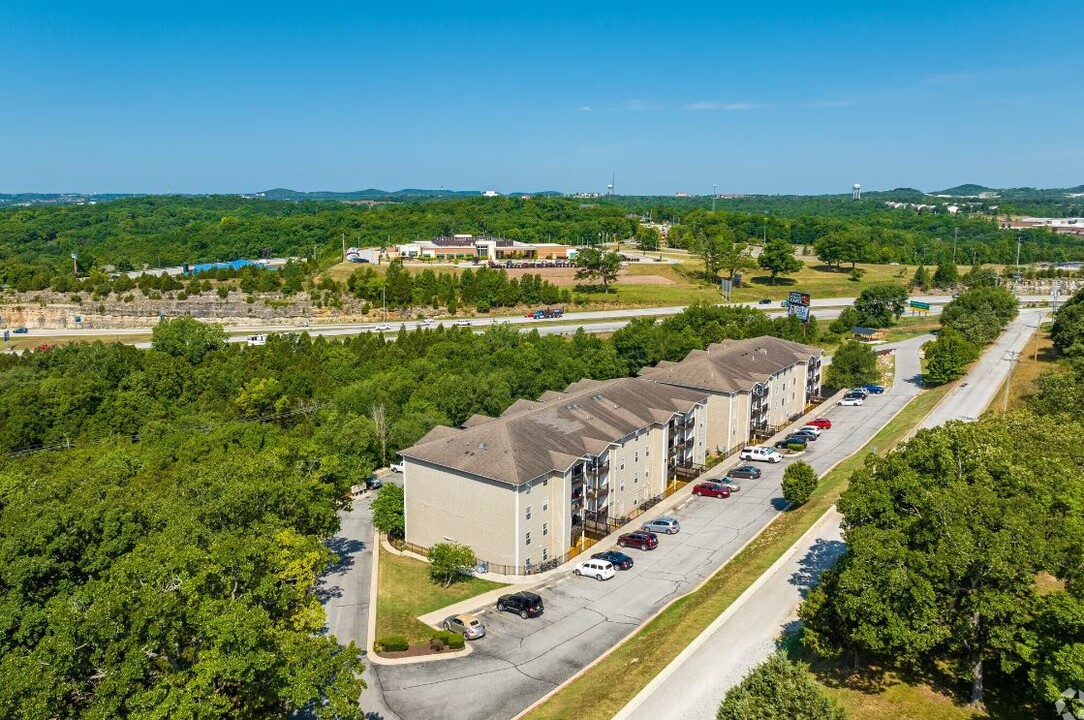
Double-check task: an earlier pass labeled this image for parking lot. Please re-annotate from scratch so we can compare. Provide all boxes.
[370,336,926,720]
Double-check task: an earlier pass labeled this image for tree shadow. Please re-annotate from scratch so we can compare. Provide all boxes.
[573,284,617,294]
[808,264,849,274]
[770,497,790,511]
[788,538,847,597]
[314,537,366,603]
[749,275,798,286]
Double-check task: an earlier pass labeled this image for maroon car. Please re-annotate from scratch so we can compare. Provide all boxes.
[693,482,732,498]
[617,531,659,551]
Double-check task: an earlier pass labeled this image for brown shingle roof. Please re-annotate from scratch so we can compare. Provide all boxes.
[400,377,706,486]
[639,336,822,394]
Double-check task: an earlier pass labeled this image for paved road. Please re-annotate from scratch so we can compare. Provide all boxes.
[616,310,1044,720]
[367,336,930,720]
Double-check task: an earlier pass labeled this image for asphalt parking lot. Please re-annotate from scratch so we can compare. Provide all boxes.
[367,335,928,720]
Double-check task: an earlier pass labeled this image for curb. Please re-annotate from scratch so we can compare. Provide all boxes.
[611,507,845,720]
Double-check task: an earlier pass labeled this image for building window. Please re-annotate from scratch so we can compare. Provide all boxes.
[634,473,639,485]
[542,547,549,561]
[543,478,548,487]
[634,450,639,462]
[645,466,649,477]
[620,459,625,471]
[526,531,532,546]
[646,447,650,457]
[542,497,549,512]
[525,480,532,494]
[542,522,549,537]
[620,480,625,492]
[526,505,532,521]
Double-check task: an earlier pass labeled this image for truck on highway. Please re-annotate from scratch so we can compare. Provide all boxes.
[530,307,564,319]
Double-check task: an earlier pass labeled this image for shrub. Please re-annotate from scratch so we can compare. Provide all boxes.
[429,637,443,652]
[216,286,230,299]
[375,635,409,652]
[782,460,818,506]
[785,442,806,453]
[69,294,82,304]
[445,632,465,649]
[476,300,491,313]
[360,302,371,315]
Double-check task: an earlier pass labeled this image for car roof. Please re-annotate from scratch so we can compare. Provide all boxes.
[515,591,541,601]
[452,613,479,623]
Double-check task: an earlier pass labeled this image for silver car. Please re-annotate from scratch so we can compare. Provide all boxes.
[642,516,680,535]
[443,613,486,640]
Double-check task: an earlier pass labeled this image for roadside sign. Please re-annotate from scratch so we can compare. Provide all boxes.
[909,300,931,310]
[787,291,809,306]
[791,305,810,322]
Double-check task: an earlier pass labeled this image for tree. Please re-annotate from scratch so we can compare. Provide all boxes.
[782,461,818,506]
[716,652,845,720]
[371,483,405,539]
[1051,287,1084,359]
[150,316,227,364]
[690,226,754,282]
[825,340,879,389]
[427,542,477,588]
[801,415,1080,707]
[852,283,908,328]
[636,224,661,252]
[718,237,757,281]
[923,329,979,385]
[941,286,1018,345]
[574,248,622,291]
[911,264,931,290]
[757,238,803,283]
[828,306,859,335]
[932,261,960,289]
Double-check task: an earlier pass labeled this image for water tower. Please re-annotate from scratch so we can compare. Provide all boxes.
[852,183,862,200]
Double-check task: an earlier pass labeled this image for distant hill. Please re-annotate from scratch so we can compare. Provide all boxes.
[933,184,994,196]
[254,188,563,201]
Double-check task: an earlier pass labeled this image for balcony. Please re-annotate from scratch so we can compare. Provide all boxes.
[586,460,609,475]
[586,485,609,500]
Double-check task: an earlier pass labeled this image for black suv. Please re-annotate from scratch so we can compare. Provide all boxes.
[497,591,544,619]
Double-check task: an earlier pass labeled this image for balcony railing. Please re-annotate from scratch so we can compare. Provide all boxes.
[586,485,609,500]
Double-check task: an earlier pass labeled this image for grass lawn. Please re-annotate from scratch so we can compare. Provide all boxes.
[523,381,953,720]
[995,322,1058,411]
[3,332,153,351]
[882,315,942,344]
[376,550,506,646]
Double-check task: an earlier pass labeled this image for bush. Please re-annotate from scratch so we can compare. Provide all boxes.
[785,442,806,453]
[216,286,229,299]
[782,461,818,506]
[717,652,845,720]
[432,629,465,649]
[375,635,409,652]
[360,302,371,315]
[924,329,979,385]
[69,294,82,304]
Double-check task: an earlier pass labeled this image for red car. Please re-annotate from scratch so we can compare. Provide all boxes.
[807,417,832,430]
[617,531,659,551]
[693,482,731,498]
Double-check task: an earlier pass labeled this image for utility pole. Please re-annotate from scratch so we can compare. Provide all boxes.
[1003,351,1020,412]
[1015,236,1023,285]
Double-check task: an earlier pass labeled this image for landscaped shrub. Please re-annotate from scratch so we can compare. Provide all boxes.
[433,630,466,649]
[782,460,819,507]
[375,635,409,652]
[786,442,806,453]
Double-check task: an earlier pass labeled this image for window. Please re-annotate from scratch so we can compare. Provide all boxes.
[646,447,650,457]
[634,450,639,463]
[526,505,532,521]
[619,480,625,492]
[645,466,650,477]
[543,478,548,487]
[542,547,549,561]
[542,497,549,512]
[620,459,625,471]
[525,531,532,546]
[525,479,532,494]
[542,522,549,537]
[634,473,639,485]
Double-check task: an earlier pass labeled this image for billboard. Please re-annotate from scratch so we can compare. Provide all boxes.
[791,304,810,322]
[788,291,811,307]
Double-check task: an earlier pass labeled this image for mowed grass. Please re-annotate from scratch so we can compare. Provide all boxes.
[523,381,953,720]
[376,550,506,646]
[883,315,943,343]
[995,322,1058,411]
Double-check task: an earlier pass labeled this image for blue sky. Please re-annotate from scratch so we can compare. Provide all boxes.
[2,1,1082,195]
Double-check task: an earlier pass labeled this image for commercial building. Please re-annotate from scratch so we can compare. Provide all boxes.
[399,377,707,573]
[396,234,577,261]
[637,336,823,455]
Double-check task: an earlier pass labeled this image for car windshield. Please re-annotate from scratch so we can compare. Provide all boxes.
[468,620,480,627]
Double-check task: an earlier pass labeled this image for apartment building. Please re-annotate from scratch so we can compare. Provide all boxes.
[638,336,823,455]
[399,377,707,572]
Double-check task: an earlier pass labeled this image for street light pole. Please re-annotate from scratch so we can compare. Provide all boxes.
[1003,350,1020,412]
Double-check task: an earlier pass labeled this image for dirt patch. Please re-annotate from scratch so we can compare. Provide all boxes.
[377,643,459,659]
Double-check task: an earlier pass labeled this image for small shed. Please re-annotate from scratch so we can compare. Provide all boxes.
[852,327,886,342]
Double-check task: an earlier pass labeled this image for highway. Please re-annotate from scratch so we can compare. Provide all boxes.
[613,308,1046,720]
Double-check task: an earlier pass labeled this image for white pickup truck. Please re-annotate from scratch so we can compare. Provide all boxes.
[739,446,783,463]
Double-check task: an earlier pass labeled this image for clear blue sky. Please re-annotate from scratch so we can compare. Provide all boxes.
[2,1,1082,195]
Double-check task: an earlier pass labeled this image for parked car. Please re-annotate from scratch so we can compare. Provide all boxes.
[453,319,472,327]
[789,429,819,441]
[726,465,762,479]
[365,474,383,490]
[717,478,742,492]
[373,323,392,331]
[776,437,808,449]
[849,387,871,398]
[838,395,864,406]
[739,446,783,463]
[573,559,616,581]
[591,549,634,570]
[12,327,27,334]
[780,300,791,308]
[496,591,544,619]
[693,481,732,498]
[617,531,659,550]
[642,517,680,534]
[807,417,832,429]
[442,613,486,639]
[389,461,405,473]
[861,383,886,394]
[797,425,822,437]
[758,298,772,304]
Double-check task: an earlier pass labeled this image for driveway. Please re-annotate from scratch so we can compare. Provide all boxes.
[370,335,930,720]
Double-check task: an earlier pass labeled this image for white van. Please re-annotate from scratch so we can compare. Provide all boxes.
[573,559,615,581]
[739,446,783,463]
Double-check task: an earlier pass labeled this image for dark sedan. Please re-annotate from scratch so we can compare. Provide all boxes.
[591,549,634,570]
[726,465,762,480]
[776,437,808,449]
[788,430,819,442]
[617,531,659,551]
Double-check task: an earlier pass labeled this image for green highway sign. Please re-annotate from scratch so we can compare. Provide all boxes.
[909,300,931,310]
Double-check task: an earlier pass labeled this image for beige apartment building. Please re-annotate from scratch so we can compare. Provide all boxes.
[638,336,823,455]
[399,377,707,573]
